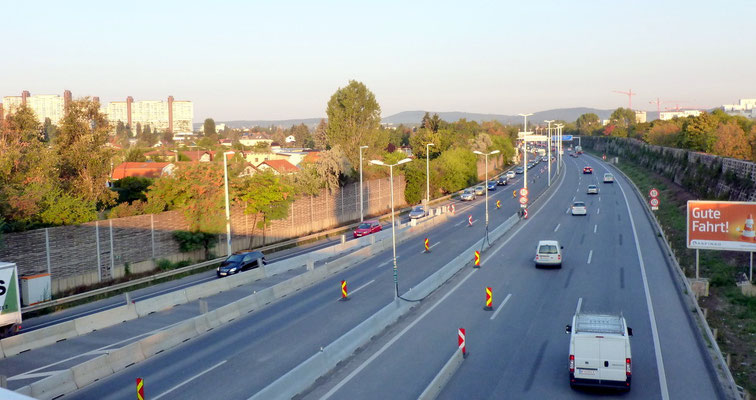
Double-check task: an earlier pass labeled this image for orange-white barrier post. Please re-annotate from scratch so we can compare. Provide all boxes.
[474,250,480,268]
[340,280,350,301]
[484,287,493,311]
[424,237,430,253]
[458,328,467,357]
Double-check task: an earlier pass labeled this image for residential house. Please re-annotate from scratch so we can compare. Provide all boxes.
[144,150,178,162]
[256,159,299,175]
[239,133,273,147]
[179,150,214,162]
[219,138,233,147]
[284,135,296,143]
[111,162,175,181]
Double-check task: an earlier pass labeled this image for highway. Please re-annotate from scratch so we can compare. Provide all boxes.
[303,154,723,399]
[64,162,554,399]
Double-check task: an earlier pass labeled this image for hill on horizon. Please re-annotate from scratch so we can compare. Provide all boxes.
[196,107,660,130]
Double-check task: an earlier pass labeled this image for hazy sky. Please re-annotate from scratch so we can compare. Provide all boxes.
[3,0,754,122]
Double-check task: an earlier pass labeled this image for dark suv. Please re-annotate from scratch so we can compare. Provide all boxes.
[217,250,266,277]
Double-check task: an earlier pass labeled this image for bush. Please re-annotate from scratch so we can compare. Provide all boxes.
[156,259,173,271]
[173,231,216,253]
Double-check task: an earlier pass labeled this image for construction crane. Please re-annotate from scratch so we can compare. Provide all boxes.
[612,89,636,110]
[649,98,688,118]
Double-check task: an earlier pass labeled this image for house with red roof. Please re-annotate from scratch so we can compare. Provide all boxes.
[111,162,175,180]
[256,159,299,175]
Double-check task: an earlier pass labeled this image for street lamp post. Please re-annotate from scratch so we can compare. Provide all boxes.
[555,123,564,173]
[222,151,235,257]
[426,143,434,211]
[473,150,500,227]
[359,145,368,222]
[544,120,554,187]
[518,113,533,190]
[370,158,412,299]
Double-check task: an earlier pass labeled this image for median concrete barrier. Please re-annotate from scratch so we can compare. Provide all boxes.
[106,341,145,372]
[74,303,138,335]
[418,349,465,400]
[0,320,78,357]
[185,277,231,301]
[29,370,77,400]
[71,354,114,388]
[134,289,189,317]
[138,320,198,357]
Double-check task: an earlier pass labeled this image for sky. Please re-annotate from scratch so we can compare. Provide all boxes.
[2,0,754,122]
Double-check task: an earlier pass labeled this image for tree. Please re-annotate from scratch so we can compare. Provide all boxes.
[313,119,328,150]
[112,176,152,203]
[435,147,477,193]
[146,163,226,232]
[409,127,442,158]
[124,148,146,162]
[136,122,142,137]
[235,170,293,229]
[43,117,58,142]
[678,112,718,152]
[291,123,311,147]
[712,121,750,160]
[576,113,600,136]
[203,118,216,136]
[55,98,117,208]
[325,80,382,169]
[39,190,97,225]
[644,121,680,147]
[421,112,441,132]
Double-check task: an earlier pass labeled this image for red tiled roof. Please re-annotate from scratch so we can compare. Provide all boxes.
[179,150,214,162]
[144,150,176,156]
[111,162,170,180]
[259,159,299,173]
[302,151,321,163]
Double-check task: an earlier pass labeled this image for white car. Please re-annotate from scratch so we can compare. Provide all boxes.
[460,189,476,201]
[534,240,562,268]
[506,171,516,179]
[587,185,599,194]
[571,201,587,216]
[603,173,614,183]
[566,313,633,390]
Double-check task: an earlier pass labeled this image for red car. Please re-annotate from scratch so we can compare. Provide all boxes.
[354,220,382,238]
[583,166,593,174]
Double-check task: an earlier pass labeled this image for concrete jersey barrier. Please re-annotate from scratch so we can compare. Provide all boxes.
[418,348,465,400]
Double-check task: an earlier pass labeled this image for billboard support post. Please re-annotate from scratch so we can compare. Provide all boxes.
[696,249,700,280]
[750,252,753,282]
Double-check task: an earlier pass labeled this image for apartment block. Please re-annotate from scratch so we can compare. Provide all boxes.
[106,96,193,134]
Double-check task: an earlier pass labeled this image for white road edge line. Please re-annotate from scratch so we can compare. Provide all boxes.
[489,293,513,321]
[554,224,560,232]
[8,370,68,381]
[321,165,569,400]
[154,360,227,400]
[420,242,441,254]
[575,297,583,314]
[614,165,670,400]
[587,250,593,264]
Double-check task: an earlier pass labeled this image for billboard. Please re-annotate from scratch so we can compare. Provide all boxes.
[687,200,756,251]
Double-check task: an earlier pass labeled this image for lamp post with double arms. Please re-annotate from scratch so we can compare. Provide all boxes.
[426,143,434,212]
[473,150,500,227]
[359,145,368,222]
[370,158,412,299]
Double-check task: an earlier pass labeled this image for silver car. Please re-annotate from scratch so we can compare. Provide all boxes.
[474,186,485,196]
[460,189,476,201]
[587,185,599,194]
[408,206,426,219]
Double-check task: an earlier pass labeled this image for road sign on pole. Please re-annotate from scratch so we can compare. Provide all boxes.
[520,188,529,196]
[519,196,528,205]
[649,188,660,198]
[649,198,660,210]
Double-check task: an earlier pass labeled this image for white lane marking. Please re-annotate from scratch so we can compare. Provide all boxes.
[8,370,68,381]
[319,269,479,400]
[571,196,575,202]
[420,242,441,254]
[594,224,597,234]
[376,257,399,269]
[599,196,601,202]
[614,167,670,400]
[575,297,583,314]
[576,187,579,192]
[154,360,227,400]
[565,207,570,214]
[338,280,375,300]
[489,293,513,321]
[554,224,560,232]
[454,220,466,227]
[597,208,600,215]
[587,250,593,264]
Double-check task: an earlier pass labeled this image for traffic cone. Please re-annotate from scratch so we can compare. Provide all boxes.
[741,214,755,242]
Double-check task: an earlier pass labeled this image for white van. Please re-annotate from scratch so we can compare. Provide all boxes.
[534,240,563,268]
[565,313,633,391]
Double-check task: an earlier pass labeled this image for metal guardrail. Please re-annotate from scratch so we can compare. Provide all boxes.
[589,153,742,400]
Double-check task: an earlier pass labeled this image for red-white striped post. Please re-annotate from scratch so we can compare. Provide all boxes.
[458,328,466,357]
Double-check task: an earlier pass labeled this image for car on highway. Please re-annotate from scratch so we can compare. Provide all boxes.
[587,184,599,194]
[570,153,579,158]
[408,206,427,219]
[566,313,633,391]
[506,170,516,179]
[487,181,497,191]
[460,189,476,201]
[514,167,523,175]
[603,173,614,183]
[353,220,382,238]
[534,240,562,268]
[217,250,267,277]
[527,162,534,169]
[571,201,587,215]
[583,166,593,174]
[497,176,507,186]
[475,186,485,196]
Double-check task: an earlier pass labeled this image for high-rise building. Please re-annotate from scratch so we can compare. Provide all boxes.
[1,90,71,124]
[105,96,193,133]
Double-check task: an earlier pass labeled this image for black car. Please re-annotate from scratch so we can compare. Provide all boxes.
[497,177,507,186]
[217,250,266,277]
